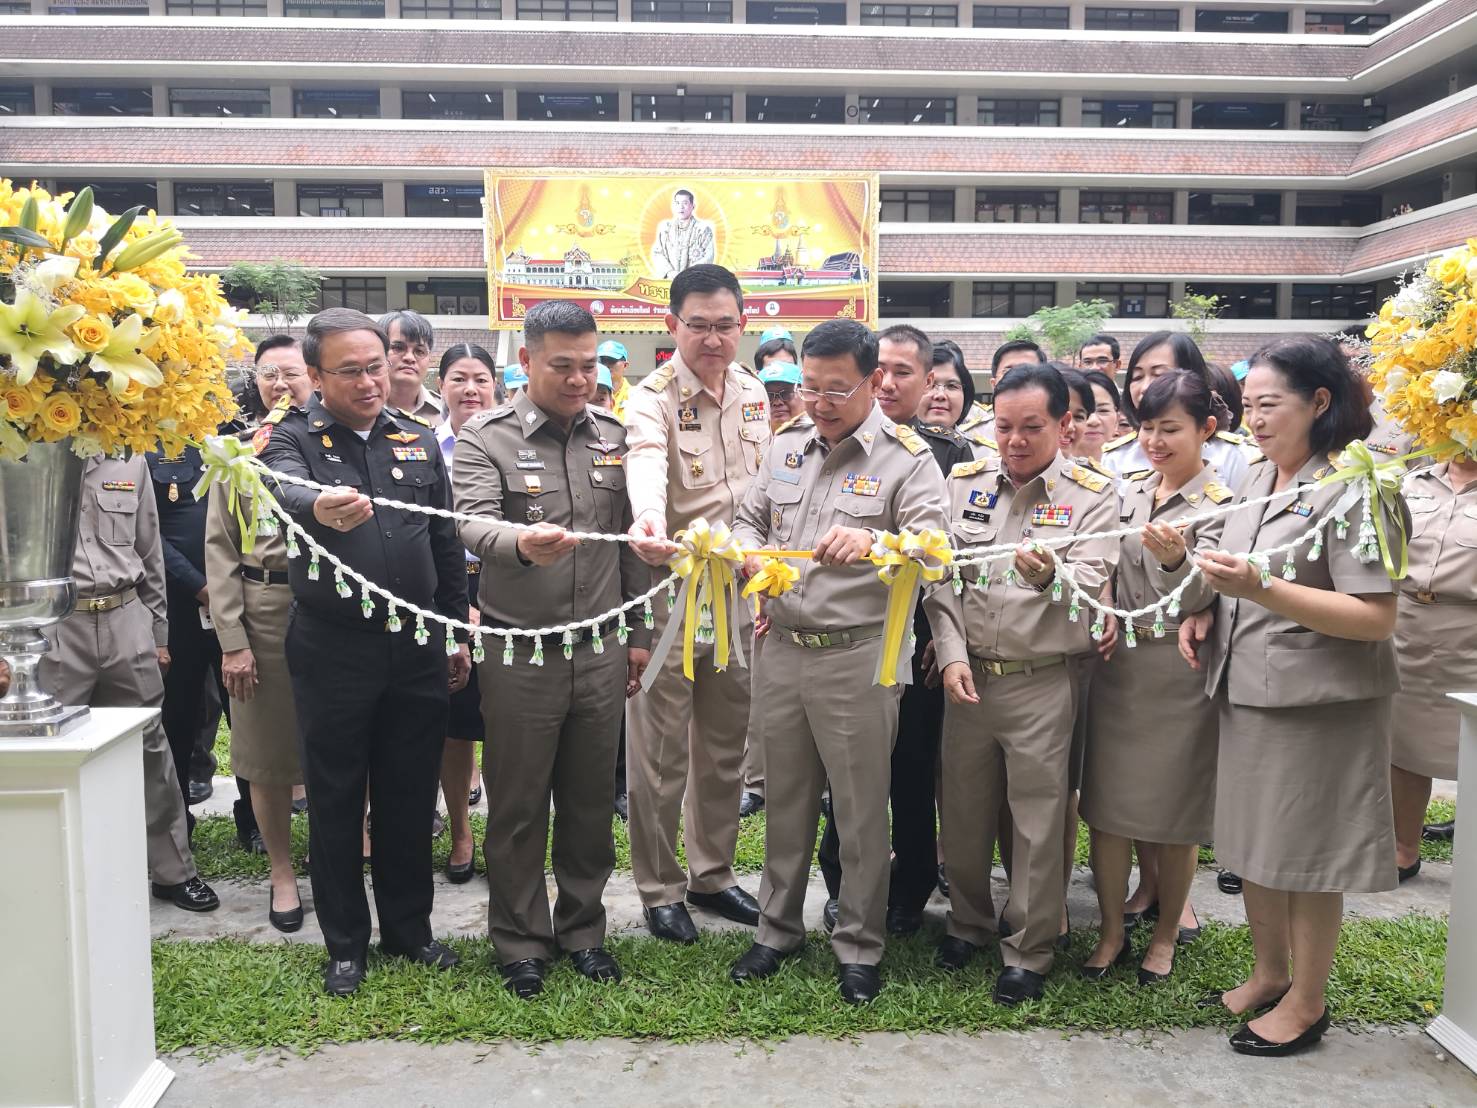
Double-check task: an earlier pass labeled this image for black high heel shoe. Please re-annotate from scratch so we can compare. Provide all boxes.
[268,887,304,933]
[1080,935,1133,981]
[1137,945,1175,986]
[1229,1008,1331,1057]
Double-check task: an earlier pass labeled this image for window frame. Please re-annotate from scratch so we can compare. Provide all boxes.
[317,276,388,315]
[401,89,504,120]
[1081,98,1175,129]
[880,189,956,223]
[296,183,386,218]
[515,90,619,121]
[858,96,956,126]
[1078,189,1174,225]
[1084,6,1179,30]
[173,180,276,217]
[972,281,1056,318]
[632,92,734,123]
[859,2,957,26]
[971,4,1068,29]
[746,94,846,124]
[1075,281,1171,318]
[1290,283,1378,320]
[974,189,1059,224]
[977,98,1060,127]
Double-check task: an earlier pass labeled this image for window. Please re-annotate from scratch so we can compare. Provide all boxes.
[1079,190,1173,224]
[860,3,956,26]
[879,281,952,318]
[167,0,268,11]
[1192,101,1285,129]
[1184,283,1277,319]
[52,87,153,117]
[1295,192,1381,227]
[1077,282,1170,318]
[516,91,617,121]
[747,95,845,124]
[973,281,1055,317]
[402,90,503,120]
[168,87,270,118]
[402,0,501,15]
[632,0,731,18]
[1187,191,1281,226]
[515,0,615,17]
[632,93,732,122]
[1082,99,1176,128]
[1291,283,1377,320]
[978,98,1059,127]
[293,89,380,119]
[284,0,383,14]
[317,277,387,315]
[297,183,384,217]
[1085,7,1178,31]
[1195,9,1286,33]
[47,0,147,11]
[406,184,486,218]
[859,97,955,126]
[1305,12,1389,35]
[975,189,1058,223]
[0,87,35,116]
[1301,101,1386,132]
[54,180,158,213]
[407,280,488,316]
[0,1,30,9]
[881,190,955,222]
[174,181,275,217]
[747,1,846,23]
[972,5,1067,28]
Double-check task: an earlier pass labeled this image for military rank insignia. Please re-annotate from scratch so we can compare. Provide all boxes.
[967,489,997,511]
[841,473,880,497]
[678,405,700,430]
[1031,503,1073,527]
[524,475,543,493]
[391,445,429,463]
[784,451,803,469]
[742,401,766,423]
[771,507,783,531]
[101,480,136,492]
[385,431,420,444]
[1204,481,1232,504]
[320,434,333,448]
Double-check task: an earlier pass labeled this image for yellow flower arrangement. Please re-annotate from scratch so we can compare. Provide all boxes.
[1367,239,1477,458]
[0,179,247,460]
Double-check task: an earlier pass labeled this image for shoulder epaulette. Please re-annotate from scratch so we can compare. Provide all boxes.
[262,394,293,426]
[1203,481,1233,504]
[1066,463,1110,493]
[467,405,515,430]
[1087,457,1115,478]
[774,413,810,434]
[639,364,676,393]
[1103,431,1136,452]
[1215,430,1244,444]
[891,422,930,457]
[737,361,760,380]
[389,407,433,428]
[1125,469,1153,482]
[965,430,999,451]
[949,457,991,479]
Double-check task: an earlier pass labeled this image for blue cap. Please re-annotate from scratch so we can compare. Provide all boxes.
[758,360,801,387]
[596,365,614,391]
[597,340,628,362]
[1230,359,1250,381]
[502,364,528,388]
[758,327,793,347]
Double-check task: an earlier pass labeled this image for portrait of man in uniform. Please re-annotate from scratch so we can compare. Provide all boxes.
[650,188,717,279]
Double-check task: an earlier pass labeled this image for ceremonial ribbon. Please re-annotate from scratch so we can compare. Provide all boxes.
[741,556,799,615]
[870,528,953,688]
[190,433,274,554]
[643,518,748,689]
[1316,441,1443,579]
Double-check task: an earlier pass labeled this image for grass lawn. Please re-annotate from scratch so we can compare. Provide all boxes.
[154,915,1446,1056]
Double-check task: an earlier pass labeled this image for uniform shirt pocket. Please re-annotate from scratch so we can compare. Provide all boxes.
[588,467,628,531]
[739,423,766,475]
[96,491,138,546]
[768,481,805,542]
[1456,503,1477,548]
[677,436,718,490]
[835,495,884,521]
[503,473,562,525]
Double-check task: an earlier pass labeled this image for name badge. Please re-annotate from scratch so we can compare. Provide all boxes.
[841,473,880,497]
[1031,503,1073,527]
[322,453,342,464]
[742,401,766,423]
[772,467,801,484]
[516,460,545,471]
[967,489,997,510]
[962,509,991,524]
[391,445,428,463]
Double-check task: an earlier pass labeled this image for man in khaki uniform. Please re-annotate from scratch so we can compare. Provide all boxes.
[454,302,653,998]
[926,362,1118,1005]
[41,455,219,913]
[625,264,771,941]
[729,320,947,1004]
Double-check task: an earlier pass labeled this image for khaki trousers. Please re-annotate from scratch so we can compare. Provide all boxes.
[626,596,751,906]
[740,633,765,798]
[41,600,195,885]
[941,658,1073,975]
[481,642,625,964]
[755,635,900,965]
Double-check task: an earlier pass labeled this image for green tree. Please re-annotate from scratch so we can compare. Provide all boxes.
[1171,292,1223,345]
[221,260,322,337]
[1004,299,1114,360]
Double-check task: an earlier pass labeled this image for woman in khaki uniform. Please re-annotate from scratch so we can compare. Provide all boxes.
[1180,336,1400,1058]
[1081,371,1227,985]
[1390,456,1477,875]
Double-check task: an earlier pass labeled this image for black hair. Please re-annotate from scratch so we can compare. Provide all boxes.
[673,188,695,205]
[254,333,300,364]
[438,342,498,379]
[1056,365,1095,416]
[992,361,1069,419]
[1081,369,1121,412]
[878,323,932,370]
[754,336,798,369]
[929,341,976,416]
[378,309,434,351]
[1206,362,1244,433]
[523,300,597,347]
[1123,331,1210,426]
[1248,335,1374,454]
[234,380,268,422]
[800,319,879,377]
[1135,368,1231,432]
[303,307,388,368]
[1079,333,1120,360]
[990,339,1046,374]
[669,263,744,316]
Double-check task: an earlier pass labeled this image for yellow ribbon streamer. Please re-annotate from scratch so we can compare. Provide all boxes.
[870,528,954,688]
[741,556,800,615]
[190,433,274,555]
[666,518,746,679]
[1316,441,1444,580]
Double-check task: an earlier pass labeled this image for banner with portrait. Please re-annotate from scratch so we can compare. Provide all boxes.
[482,169,879,332]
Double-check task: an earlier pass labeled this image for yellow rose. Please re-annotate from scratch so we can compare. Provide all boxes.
[1434,254,1467,287]
[106,273,156,313]
[70,314,112,353]
[3,387,38,422]
[40,393,82,435]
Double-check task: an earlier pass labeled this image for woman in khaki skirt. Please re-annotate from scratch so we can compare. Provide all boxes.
[1390,457,1477,874]
[1080,371,1227,986]
[1180,336,1400,1058]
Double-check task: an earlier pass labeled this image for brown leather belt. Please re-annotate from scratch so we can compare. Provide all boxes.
[240,564,290,586]
[774,623,885,649]
[74,586,138,613]
[971,653,1066,677]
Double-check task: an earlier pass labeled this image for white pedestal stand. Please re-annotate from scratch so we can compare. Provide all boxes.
[0,707,173,1107]
[1429,692,1477,1074]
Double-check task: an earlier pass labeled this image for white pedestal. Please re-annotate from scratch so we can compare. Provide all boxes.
[1429,692,1477,1074]
[0,707,174,1108]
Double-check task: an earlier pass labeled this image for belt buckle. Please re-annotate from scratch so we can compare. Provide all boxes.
[793,631,823,648]
[982,659,1006,677]
[1415,589,1437,605]
[82,598,106,612]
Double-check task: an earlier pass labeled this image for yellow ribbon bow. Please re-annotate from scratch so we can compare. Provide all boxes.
[742,556,800,615]
[660,518,747,681]
[1317,440,1439,580]
[870,528,954,687]
[190,434,275,555]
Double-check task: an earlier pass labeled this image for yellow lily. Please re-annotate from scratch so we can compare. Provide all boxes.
[0,289,85,383]
[87,312,163,396]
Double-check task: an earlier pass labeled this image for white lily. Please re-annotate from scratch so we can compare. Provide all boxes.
[0,289,85,382]
[1430,370,1468,405]
[87,312,163,396]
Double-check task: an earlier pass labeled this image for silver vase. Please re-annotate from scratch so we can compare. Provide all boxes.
[0,438,89,735]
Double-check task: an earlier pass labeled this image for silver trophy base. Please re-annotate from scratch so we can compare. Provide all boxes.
[0,703,90,737]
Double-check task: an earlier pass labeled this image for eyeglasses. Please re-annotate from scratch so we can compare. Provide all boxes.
[796,376,871,406]
[927,379,964,393]
[674,314,743,338]
[388,341,431,359]
[1079,356,1116,369]
[319,362,389,380]
[255,368,307,383]
[766,386,796,401]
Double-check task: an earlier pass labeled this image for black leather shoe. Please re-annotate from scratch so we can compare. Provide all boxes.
[936,864,949,899]
[935,935,978,972]
[822,898,839,933]
[233,799,265,854]
[151,876,220,912]
[1217,870,1243,895]
[1229,1009,1331,1057]
[500,958,547,999]
[292,794,309,816]
[1080,935,1132,981]
[468,784,483,806]
[187,777,213,805]
[1424,820,1455,842]
[1398,859,1422,883]
[569,947,622,983]
[323,957,366,996]
[1196,983,1292,1015]
[1123,900,1158,929]
[446,857,475,884]
[730,942,795,983]
[613,792,629,822]
[645,903,699,943]
[388,940,459,970]
[993,967,1045,1006]
[1138,949,1176,986]
[268,888,304,933]
[739,790,765,819]
[886,907,924,936]
[838,963,882,1005]
[687,885,760,926]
